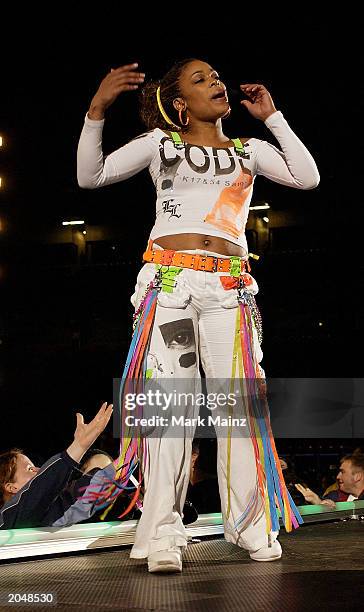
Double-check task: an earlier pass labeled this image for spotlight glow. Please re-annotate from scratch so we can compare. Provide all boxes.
[62,220,85,226]
[250,203,270,210]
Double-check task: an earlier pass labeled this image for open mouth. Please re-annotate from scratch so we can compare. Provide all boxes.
[211,89,227,101]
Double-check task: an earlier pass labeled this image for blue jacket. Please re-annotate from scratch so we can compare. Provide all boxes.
[0,450,83,529]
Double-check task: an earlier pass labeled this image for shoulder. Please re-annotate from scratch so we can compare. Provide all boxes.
[133,128,173,144]
[131,129,158,142]
[238,137,265,157]
[129,129,164,158]
[323,490,341,501]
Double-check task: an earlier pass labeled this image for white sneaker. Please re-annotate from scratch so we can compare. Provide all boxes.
[148,546,182,573]
[249,540,282,562]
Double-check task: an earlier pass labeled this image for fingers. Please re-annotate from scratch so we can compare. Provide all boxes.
[294,483,306,492]
[108,64,145,90]
[108,76,145,94]
[111,62,140,72]
[103,403,113,418]
[95,403,113,432]
[321,499,335,507]
[95,401,113,419]
[76,413,84,426]
[240,84,266,92]
[104,404,113,422]
[240,84,267,101]
[96,401,108,417]
[111,71,145,83]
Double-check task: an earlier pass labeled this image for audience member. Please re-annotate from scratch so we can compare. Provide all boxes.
[295,452,364,508]
[0,402,113,529]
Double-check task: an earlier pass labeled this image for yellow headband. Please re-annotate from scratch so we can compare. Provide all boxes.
[156,86,177,127]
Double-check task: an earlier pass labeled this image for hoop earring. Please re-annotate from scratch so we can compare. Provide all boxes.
[178,108,190,127]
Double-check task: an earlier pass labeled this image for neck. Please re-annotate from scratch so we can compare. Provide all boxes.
[2,492,13,504]
[182,118,229,145]
[352,482,364,497]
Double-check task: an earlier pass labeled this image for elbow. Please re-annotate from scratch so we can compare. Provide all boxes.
[77,173,98,190]
[77,181,94,190]
[301,170,320,190]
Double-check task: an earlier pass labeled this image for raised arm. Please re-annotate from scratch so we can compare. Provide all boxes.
[77,63,157,188]
[0,403,113,529]
[240,83,320,190]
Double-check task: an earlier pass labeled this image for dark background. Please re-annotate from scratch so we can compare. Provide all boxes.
[0,14,362,477]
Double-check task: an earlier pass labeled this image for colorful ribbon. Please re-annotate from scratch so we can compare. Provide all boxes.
[227,278,303,534]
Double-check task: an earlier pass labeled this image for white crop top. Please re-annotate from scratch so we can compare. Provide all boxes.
[77,111,319,253]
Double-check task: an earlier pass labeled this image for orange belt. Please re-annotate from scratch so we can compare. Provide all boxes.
[142,246,249,274]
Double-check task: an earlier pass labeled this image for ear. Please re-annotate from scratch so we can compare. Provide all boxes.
[4,482,16,495]
[173,97,186,112]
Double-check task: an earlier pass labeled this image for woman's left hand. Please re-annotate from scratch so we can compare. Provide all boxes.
[240,84,277,121]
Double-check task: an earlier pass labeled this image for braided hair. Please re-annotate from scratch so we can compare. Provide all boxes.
[139,58,197,132]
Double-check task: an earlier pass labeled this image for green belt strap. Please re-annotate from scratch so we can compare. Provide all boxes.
[229,256,242,277]
[156,265,183,293]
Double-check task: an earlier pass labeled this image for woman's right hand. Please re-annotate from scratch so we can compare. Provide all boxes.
[88,63,145,119]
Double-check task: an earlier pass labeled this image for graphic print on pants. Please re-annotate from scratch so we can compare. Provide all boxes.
[158,318,197,375]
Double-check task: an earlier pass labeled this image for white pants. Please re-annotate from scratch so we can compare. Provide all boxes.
[128,251,277,558]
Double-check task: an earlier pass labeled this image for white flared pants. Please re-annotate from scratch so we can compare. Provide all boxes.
[128,252,277,558]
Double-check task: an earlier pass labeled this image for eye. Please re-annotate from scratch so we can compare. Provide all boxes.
[159,319,195,350]
[194,78,203,84]
[168,330,193,348]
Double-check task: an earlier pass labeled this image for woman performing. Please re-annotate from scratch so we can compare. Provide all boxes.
[77,58,320,573]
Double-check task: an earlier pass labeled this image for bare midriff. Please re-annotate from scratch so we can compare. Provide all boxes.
[154,233,246,257]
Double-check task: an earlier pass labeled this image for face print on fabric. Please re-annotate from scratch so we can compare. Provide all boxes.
[158,318,197,376]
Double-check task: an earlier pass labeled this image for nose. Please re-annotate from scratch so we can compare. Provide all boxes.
[210,77,221,88]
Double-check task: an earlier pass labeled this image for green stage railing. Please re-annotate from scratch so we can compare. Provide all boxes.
[1,501,364,561]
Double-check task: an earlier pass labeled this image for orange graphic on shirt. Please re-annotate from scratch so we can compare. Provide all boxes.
[204,170,253,238]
